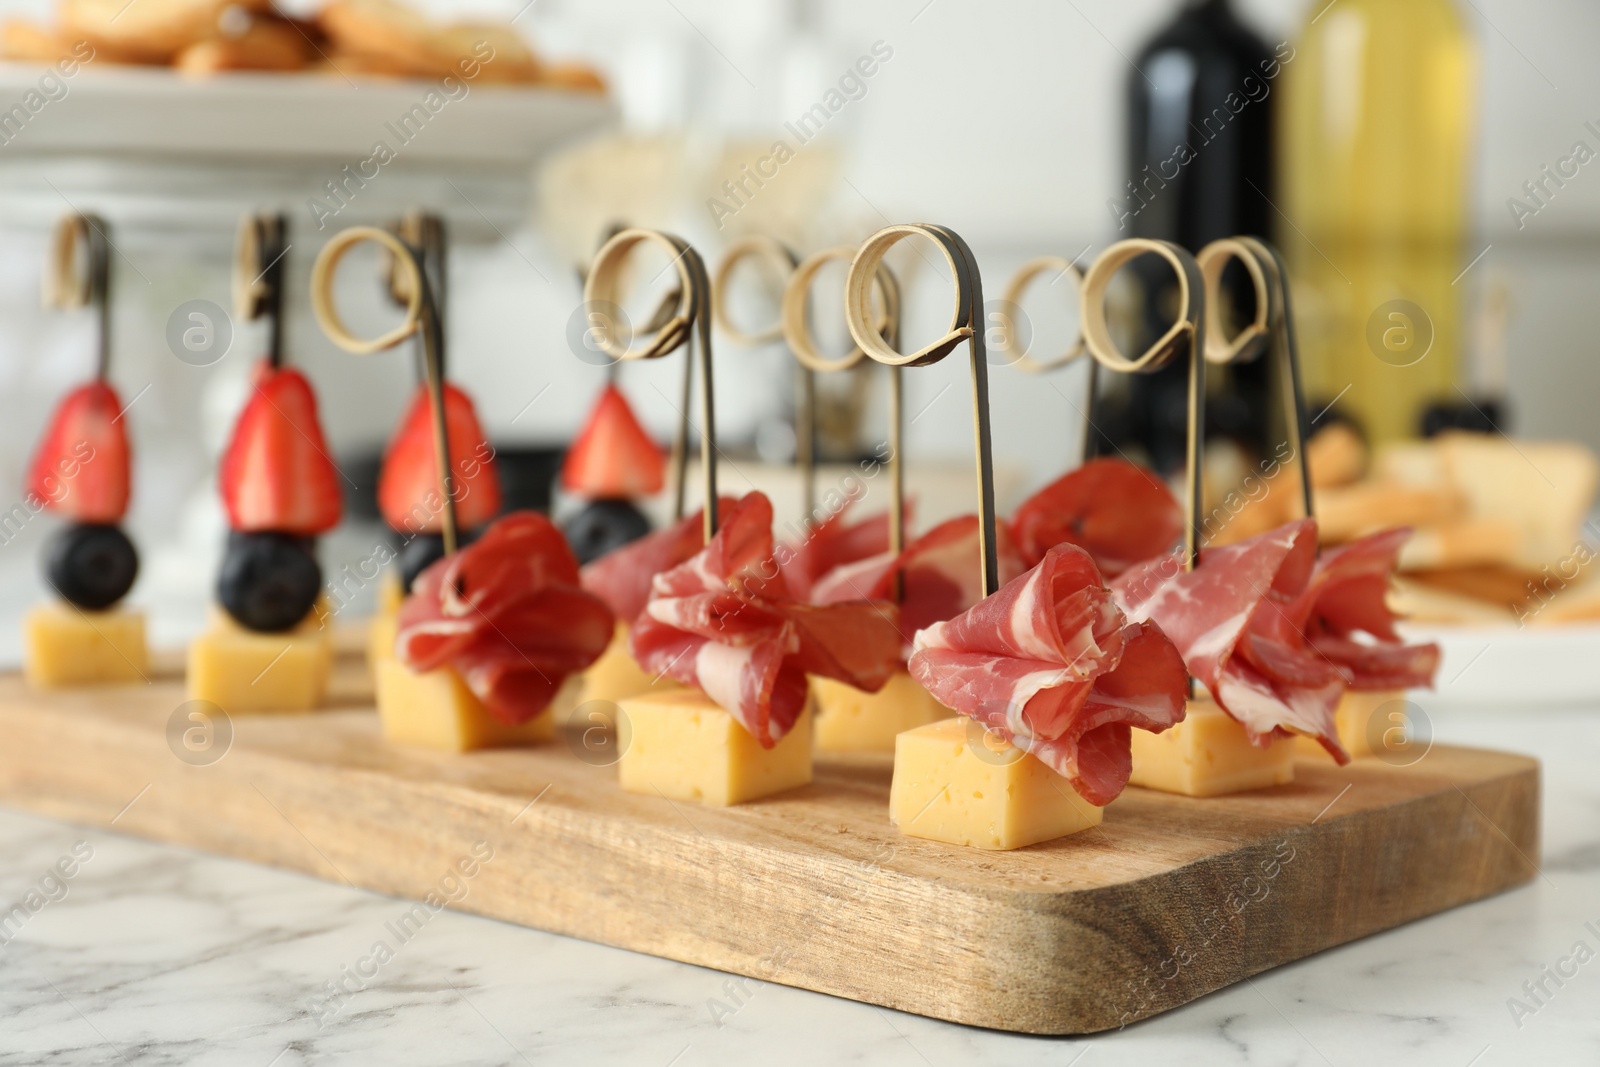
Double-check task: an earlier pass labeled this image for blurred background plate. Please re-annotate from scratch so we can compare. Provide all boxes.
[1403,621,1600,707]
[0,63,616,163]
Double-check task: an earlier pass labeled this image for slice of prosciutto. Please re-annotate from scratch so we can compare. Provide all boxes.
[1114,521,1441,762]
[1010,457,1183,578]
[1290,528,1441,691]
[1112,519,1345,759]
[397,511,614,724]
[909,543,1188,806]
[579,498,736,623]
[811,515,1029,642]
[630,492,903,748]
[779,500,903,602]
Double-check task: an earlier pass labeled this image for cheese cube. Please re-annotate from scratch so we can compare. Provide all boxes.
[617,688,812,806]
[374,657,559,751]
[1129,698,1294,797]
[1295,689,1404,760]
[368,608,399,668]
[24,602,148,688]
[378,573,405,615]
[581,623,678,704]
[888,717,1104,850]
[187,610,333,713]
[813,670,950,753]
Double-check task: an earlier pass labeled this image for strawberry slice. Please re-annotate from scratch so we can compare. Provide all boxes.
[28,380,131,523]
[379,382,503,534]
[219,362,345,535]
[561,382,664,498]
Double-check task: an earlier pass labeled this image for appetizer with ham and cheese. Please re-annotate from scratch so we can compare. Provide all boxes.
[614,491,904,806]
[377,509,614,750]
[889,542,1189,850]
[1112,519,1441,794]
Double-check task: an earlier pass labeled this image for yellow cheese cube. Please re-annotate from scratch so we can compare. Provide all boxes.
[888,716,1104,850]
[187,610,333,713]
[581,623,678,704]
[617,688,812,806]
[368,608,399,668]
[373,657,558,751]
[1129,698,1295,797]
[813,670,950,753]
[24,602,148,688]
[1295,689,1405,760]
[378,573,405,615]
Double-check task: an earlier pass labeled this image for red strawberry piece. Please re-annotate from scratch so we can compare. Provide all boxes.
[28,380,131,523]
[219,362,345,535]
[561,382,665,499]
[379,382,502,534]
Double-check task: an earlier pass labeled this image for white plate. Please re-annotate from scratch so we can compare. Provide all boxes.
[0,63,615,163]
[1401,621,1600,707]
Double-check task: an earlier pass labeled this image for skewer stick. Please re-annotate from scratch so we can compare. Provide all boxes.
[234,213,288,368]
[845,224,998,598]
[1196,237,1314,522]
[712,237,807,516]
[310,227,459,554]
[783,245,905,600]
[385,212,448,384]
[1080,239,1206,574]
[45,214,113,381]
[584,229,718,543]
[995,255,1099,462]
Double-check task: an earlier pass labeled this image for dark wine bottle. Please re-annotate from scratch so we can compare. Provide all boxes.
[1107,0,1279,473]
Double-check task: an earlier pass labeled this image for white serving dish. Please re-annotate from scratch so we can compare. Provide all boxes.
[1402,620,1600,707]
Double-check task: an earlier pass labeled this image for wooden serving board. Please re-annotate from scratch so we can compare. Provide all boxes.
[0,658,1539,1035]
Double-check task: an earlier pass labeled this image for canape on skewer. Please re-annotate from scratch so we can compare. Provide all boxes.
[313,224,611,750]
[23,214,149,689]
[836,222,1192,849]
[364,214,502,672]
[188,215,339,713]
[1087,236,1439,794]
[583,228,904,804]
[617,492,901,805]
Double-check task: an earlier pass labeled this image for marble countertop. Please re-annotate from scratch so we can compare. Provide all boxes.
[1,701,1597,1066]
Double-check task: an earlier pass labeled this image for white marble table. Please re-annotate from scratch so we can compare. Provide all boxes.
[1,703,1596,1067]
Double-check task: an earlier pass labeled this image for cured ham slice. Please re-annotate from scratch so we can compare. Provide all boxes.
[811,515,1029,640]
[1113,519,1346,759]
[1114,521,1440,762]
[1291,528,1441,691]
[578,498,737,623]
[630,492,903,748]
[397,511,614,724]
[909,543,1188,806]
[779,500,903,602]
[1010,457,1182,578]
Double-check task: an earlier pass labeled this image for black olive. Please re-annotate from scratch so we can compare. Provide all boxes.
[218,531,322,633]
[45,523,138,610]
[562,499,652,565]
